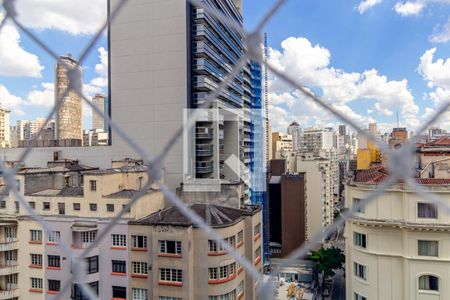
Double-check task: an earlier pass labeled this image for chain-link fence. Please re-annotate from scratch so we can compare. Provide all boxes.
[0,0,450,299]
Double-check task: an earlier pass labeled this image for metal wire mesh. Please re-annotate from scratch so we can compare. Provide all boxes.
[0,0,450,299]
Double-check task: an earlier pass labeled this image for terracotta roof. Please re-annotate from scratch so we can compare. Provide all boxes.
[355,167,450,185]
[426,138,450,146]
[354,166,389,183]
[130,203,261,227]
[416,178,450,185]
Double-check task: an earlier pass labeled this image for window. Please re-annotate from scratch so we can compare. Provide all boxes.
[160,240,181,254]
[89,180,97,191]
[209,267,218,279]
[419,275,439,291]
[132,288,148,300]
[31,254,42,266]
[132,262,148,275]
[122,204,131,213]
[209,240,221,252]
[237,280,244,295]
[209,290,236,300]
[31,277,42,289]
[81,231,96,246]
[418,203,437,219]
[73,203,81,211]
[72,282,98,300]
[159,298,181,300]
[353,198,364,213]
[112,286,127,299]
[48,279,60,292]
[132,235,147,249]
[160,268,182,283]
[89,203,97,211]
[237,230,243,244]
[418,240,438,257]
[0,200,5,209]
[227,236,236,248]
[354,292,367,300]
[28,201,35,209]
[48,255,60,268]
[14,201,19,213]
[254,246,261,259]
[354,232,367,248]
[112,260,126,274]
[5,227,16,241]
[86,256,98,274]
[43,202,50,210]
[354,262,367,280]
[107,204,114,212]
[112,234,126,247]
[48,231,60,243]
[219,265,228,279]
[30,230,42,242]
[58,202,65,215]
[254,223,261,236]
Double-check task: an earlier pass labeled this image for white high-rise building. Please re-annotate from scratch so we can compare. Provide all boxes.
[0,108,10,148]
[300,127,335,154]
[92,93,108,132]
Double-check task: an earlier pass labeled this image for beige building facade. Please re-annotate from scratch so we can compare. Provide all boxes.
[345,177,450,300]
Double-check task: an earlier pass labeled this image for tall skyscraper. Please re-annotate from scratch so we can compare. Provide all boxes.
[92,93,109,132]
[110,0,257,193]
[55,55,83,144]
[339,124,346,136]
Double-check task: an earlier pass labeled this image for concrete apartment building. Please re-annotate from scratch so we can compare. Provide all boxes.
[0,108,10,148]
[296,150,338,239]
[345,167,450,300]
[299,127,334,154]
[55,55,83,146]
[271,132,293,159]
[129,203,262,300]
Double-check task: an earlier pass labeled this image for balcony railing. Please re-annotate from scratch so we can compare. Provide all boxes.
[196,161,214,174]
[196,144,214,157]
[0,289,19,300]
[0,241,18,251]
[0,264,18,276]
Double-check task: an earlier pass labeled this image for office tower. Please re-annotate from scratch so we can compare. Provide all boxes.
[110,0,257,192]
[92,93,109,133]
[55,55,83,145]
[287,121,301,151]
[345,166,450,299]
[268,160,307,257]
[339,124,346,136]
[299,127,334,154]
[0,108,10,148]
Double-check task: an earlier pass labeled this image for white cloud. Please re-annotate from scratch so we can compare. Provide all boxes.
[0,85,24,115]
[0,20,43,77]
[14,0,106,35]
[394,1,425,16]
[430,17,450,43]
[25,82,54,107]
[418,48,450,90]
[357,0,383,14]
[90,47,108,88]
[267,37,418,130]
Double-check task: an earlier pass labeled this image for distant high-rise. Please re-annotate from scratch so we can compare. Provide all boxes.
[287,121,301,151]
[300,127,334,154]
[92,93,109,133]
[55,55,82,144]
[0,108,10,148]
[339,124,346,136]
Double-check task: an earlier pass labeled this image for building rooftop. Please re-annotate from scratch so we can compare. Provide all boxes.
[354,166,450,185]
[82,165,147,175]
[28,186,84,197]
[130,203,261,228]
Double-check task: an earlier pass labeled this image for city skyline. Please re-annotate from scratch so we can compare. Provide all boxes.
[0,0,449,134]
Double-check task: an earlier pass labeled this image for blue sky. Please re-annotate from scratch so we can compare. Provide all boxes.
[1,0,450,134]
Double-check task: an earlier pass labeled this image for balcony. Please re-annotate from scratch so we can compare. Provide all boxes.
[0,289,19,300]
[196,144,214,157]
[196,161,214,174]
[0,264,17,276]
[196,127,213,139]
[0,241,18,252]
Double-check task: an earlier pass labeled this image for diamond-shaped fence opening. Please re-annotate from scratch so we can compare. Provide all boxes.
[0,0,449,299]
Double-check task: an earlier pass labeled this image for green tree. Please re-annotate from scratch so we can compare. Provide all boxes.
[308,247,345,280]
